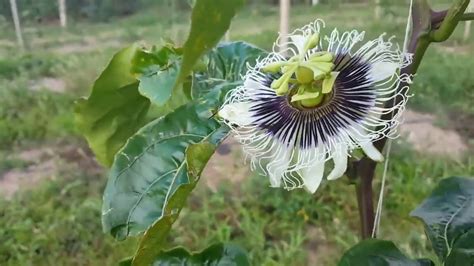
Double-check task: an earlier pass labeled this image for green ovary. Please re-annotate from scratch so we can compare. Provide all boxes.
[296,66,314,84]
[301,93,324,108]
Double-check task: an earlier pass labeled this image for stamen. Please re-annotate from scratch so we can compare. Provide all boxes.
[322,72,339,94]
[303,33,320,53]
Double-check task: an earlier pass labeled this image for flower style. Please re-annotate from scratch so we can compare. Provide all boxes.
[218,20,412,193]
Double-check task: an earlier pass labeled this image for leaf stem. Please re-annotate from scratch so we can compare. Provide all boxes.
[430,0,471,42]
[460,12,474,21]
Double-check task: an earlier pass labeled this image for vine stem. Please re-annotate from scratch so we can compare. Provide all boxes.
[348,0,471,239]
[460,12,474,21]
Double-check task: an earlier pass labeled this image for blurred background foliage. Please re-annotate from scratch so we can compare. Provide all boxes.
[0,0,472,265]
[0,0,421,23]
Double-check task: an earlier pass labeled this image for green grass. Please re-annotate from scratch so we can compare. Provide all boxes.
[0,167,138,266]
[0,83,76,148]
[1,147,472,265]
[0,1,473,265]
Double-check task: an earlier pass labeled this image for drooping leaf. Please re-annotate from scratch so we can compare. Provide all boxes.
[102,97,229,240]
[145,243,250,266]
[411,177,474,263]
[338,239,434,266]
[445,228,474,266]
[75,45,150,166]
[176,0,245,88]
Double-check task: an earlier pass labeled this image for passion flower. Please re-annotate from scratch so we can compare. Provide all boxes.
[219,20,412,193]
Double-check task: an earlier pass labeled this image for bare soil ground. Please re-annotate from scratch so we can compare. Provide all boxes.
[0,143,101,199]
[399,110,468,159]
[30,77,67,93]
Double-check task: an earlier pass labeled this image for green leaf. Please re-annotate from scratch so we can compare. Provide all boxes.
[176,0,245,88]
[445,229,474,266]
[102,99,229,240]
[131,142,218,266]
[193,42,267,99]
[145,243,250,266]
[133,45,190,108]
[75,45,150,166]
[338,239,434,266]
[207,41,267,81]
[119,257,133,266]
[138,63,179,106]
[131,44,181,75]
[411,177,474,263]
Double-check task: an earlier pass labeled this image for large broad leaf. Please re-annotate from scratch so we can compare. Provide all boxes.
[130,142,221,266]
[151,243,249,266]
[102,97,229,240]
[122,243,250,266]
[338,239,434,266]
[193,42,267,99]
[445,228,474,266]
[75,45,150,166]
[176,0,245,88]
[411,177,474,263]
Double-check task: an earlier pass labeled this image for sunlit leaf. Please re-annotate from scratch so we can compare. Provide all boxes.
[75,45,150,166]
[411,177,474,263]
[176,0,245,89]
[338,239,434,266]
[142,243,250,266]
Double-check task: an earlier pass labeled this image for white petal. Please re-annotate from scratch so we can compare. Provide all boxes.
[327,146,348,180]
[268,168,283,187]
[290,35,307,55]
[267,142,292,187]
[300,146,325,193]
[360,141,384,162]
[370,61,398,82]
[218,102,253,126]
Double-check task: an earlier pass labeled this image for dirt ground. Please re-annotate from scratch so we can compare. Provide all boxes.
[0,143,101,199]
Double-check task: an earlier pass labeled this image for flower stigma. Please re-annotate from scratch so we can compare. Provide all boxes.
[261,33,340,108]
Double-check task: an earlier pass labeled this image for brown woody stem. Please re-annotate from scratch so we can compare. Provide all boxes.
[349,0,471,240]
